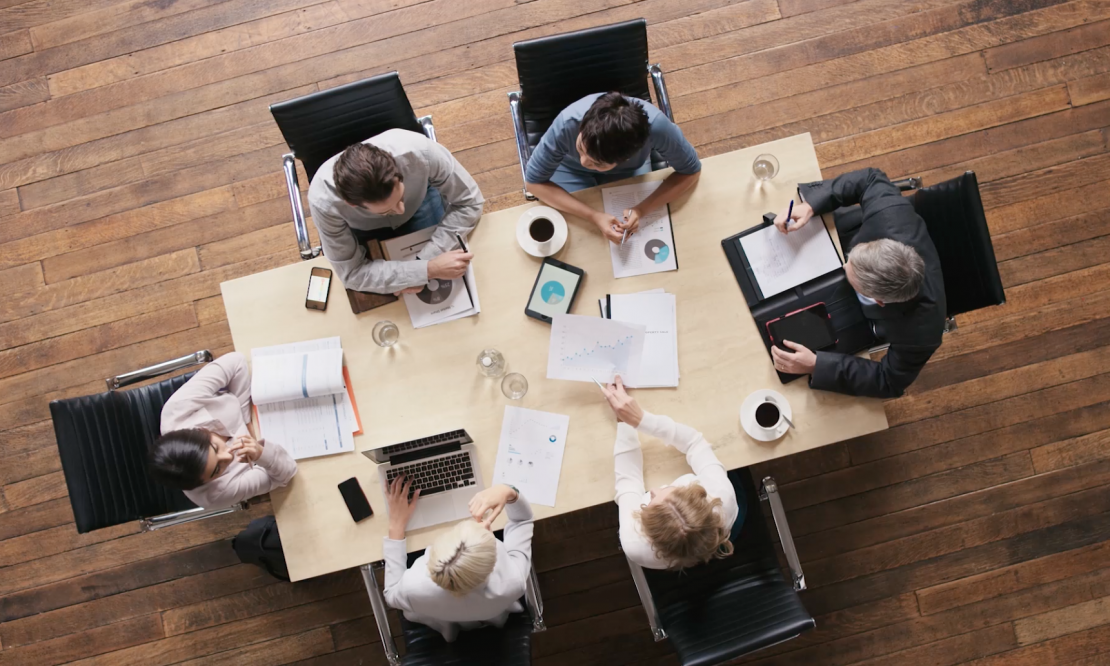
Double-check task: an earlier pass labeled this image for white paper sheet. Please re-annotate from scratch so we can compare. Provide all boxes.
[547,314,646,385]
[252,336,357,459]
[601,181,678,278]
[738,220,842,298]
[492,406,570,507]
[250,347,345,405]
[382,227,478,328]
[608,293,679,388]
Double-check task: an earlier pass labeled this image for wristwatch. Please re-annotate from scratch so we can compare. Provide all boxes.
[506,484,520,502]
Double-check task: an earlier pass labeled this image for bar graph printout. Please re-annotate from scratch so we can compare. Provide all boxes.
[547,314,646,386]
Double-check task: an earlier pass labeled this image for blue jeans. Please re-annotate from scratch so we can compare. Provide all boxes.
[350,187,445,244]
[549,160,653,192]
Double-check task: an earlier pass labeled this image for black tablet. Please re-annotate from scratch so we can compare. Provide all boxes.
[525,257,584,323]
[766,302,837,352]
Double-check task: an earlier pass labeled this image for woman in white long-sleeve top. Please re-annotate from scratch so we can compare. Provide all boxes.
[382,478,534,642]
[148,352,297,509]
[601,376,742,570]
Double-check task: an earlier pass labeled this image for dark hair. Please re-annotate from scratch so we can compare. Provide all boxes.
[148,429,211,491]
[333,143,404,205]
[578,92,651,166]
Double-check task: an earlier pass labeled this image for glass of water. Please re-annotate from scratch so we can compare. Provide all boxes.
[372,320,399,347]
[501,373,528,399]
[753,153,780,181]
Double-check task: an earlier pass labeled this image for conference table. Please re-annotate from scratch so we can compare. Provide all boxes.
[220,133,888,590]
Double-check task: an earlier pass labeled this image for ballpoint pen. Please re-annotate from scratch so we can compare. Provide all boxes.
[784,199,794,231]
[591,376,607,393]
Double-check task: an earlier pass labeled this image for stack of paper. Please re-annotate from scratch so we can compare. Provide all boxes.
[599,289,679,388]
[601,180,679,279]
[492,406,570,507]
[252,337,361,460]
[382,227,480,328]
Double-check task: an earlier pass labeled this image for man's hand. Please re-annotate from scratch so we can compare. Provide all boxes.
[468,484,519,529]
[774,202,815,234]
[393,287,422,296]
[229,435,263,464]
[771,341,817,375]
[622,207,642,235]
[386,476,421,540]
[427,250,473,280]
[602,375,644,427]
[591,212,625,243]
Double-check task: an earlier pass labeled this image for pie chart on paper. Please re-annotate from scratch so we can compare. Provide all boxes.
[644,239,671,264]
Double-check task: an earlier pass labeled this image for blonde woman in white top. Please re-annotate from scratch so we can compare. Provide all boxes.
[600,376,740,570]
[382,478,533,642]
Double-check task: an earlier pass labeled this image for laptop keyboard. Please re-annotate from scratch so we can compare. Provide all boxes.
[386,452,476,499]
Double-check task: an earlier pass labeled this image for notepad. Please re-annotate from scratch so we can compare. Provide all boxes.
[738,221,841,298]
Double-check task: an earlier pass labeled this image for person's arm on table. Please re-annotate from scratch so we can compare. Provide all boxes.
[309,203,427,294]
[383,477,422,612]
[416,140,484,261]
[635,409,734,518]
[810,342,937,399]
[470,485,533,591]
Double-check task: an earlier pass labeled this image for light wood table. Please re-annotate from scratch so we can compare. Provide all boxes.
[221,133,887,583]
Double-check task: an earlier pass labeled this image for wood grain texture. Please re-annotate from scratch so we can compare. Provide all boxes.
[2,1,1110,664]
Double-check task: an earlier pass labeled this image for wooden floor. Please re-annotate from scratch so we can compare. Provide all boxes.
[1,0,1109,664]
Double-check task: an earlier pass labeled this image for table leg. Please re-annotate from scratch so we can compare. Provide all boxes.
[360,563,401,665]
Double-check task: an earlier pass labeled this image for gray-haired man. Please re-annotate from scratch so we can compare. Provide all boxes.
[769,168,946,398]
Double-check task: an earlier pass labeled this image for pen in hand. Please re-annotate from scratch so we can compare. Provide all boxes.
[455,233,469,253]
[784,199,794,232]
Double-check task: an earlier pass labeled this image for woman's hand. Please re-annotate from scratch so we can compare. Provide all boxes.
[228,434,263,464]
[591,212,625,243]
[774,201,815,234]
[621,207,642,235]
[602,375,644,427]
[468,484,519,529]
[386,476,421,540]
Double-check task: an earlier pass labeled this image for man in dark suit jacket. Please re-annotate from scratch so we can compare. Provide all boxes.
[769,168,946,398]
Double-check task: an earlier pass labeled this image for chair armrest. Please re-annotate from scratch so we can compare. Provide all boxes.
[282,153,321,261]
[106,350,213,391]
[648,64,674,122]
[626,556,667,641]
[760,476,806,591]
[892,176,922,192]
[361,563,401,666]
[418,114,437,142]
[525,564,547,632]
[507,91,537,201]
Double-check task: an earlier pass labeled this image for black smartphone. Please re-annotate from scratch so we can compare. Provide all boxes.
[305,267,332,311]
[337,477,373,522]
[525,257,585,323]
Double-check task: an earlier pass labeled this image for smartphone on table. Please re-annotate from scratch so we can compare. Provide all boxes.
[305,267,332,311]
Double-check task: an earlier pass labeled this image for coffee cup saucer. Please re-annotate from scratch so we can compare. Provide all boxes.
[740,389,792,442]
[517,206,568,257]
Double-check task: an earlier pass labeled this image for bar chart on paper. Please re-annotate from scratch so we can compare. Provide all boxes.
[493,406,570,507]
[547,314,646,385]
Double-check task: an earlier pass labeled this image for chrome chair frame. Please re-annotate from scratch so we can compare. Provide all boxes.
[361,557,547,665]
[104,350,247,531]
[282,115,437,261]
[509,63,675,200]
[627,475,806,642]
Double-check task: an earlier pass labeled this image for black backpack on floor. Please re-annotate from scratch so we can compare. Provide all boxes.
[232,515,289,581]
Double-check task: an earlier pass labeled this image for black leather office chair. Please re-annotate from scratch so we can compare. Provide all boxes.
[508,19,674,198]
[49,351,247,534]
[903,171,1006,329]
[269,72,436,260]
[362,547,546,666]
[626,470,815,666]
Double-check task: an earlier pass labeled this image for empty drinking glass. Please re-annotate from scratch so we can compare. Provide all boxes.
[501,373,528,399]
[372,320,399,347]
[752,153,780,182]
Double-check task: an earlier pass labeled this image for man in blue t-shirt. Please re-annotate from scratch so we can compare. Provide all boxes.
[524,92,701,243]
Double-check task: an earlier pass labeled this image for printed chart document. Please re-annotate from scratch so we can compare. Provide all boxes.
[602,181,678,278]
[607,292,679,388]
[382,227,479,328]
[251,337,358,460]
[739,221,841,298]
[547,314,646,385]
[492,406,570,507]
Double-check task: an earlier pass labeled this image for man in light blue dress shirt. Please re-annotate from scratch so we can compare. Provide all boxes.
[524,93,701,243]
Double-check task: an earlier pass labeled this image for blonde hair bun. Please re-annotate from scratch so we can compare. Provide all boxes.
[426,520,498,595]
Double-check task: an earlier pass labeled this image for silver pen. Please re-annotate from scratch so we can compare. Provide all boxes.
[591,376,607,392]
[620,229,628,247]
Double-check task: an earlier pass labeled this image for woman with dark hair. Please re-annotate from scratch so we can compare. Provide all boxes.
[149,352,297,508]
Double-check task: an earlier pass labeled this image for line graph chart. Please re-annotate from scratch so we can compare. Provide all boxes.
[547,314,646,384]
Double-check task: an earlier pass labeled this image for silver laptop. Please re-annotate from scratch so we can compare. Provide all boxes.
[362,429,484,531]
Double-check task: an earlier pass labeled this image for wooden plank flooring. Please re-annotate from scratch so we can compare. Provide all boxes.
[2,0,1109,663]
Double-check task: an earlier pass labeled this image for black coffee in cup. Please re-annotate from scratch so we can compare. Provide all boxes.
[755,402,781,428]
[529,217,555,242]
